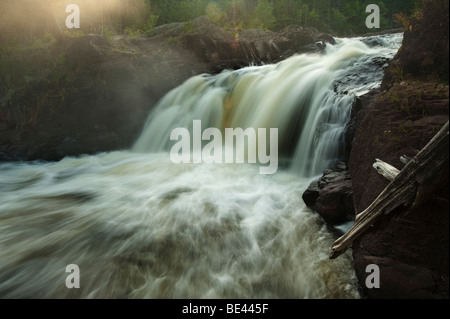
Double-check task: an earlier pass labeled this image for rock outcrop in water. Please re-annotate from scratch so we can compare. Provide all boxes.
[0,16,333,162]
[302,162,354,225]
[346,0,449,299]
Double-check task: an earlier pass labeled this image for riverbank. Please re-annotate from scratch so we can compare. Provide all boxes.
[304,0,449,298]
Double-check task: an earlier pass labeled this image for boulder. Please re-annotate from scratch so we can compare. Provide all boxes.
[303,162,355,225]
[315,32,337,45]
[314,180,354,224]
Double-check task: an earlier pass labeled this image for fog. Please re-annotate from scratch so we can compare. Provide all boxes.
[0,0,149,39]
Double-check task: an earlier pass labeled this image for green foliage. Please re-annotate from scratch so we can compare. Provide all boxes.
[125,26,144,38]
[249,0,276,29]
[205,1,227,25]
[63,29,86,38]
[144,14,159,33]
[0,0,425,43]
[392,66,405,81]
[183,20,195,33]
[30,32,57,50]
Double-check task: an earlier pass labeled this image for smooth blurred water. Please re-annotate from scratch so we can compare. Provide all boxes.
[133,32,402,176]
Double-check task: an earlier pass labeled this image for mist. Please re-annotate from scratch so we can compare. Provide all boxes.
[0,0,149,41]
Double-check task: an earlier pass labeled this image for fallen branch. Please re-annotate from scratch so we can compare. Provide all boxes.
[330,121,449,259]
[373,159,400,182]
[400,155,412,165]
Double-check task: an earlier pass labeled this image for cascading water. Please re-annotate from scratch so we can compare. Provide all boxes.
[133,33,402,177]
[0,33,402,298]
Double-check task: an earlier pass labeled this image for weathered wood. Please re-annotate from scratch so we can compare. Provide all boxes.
[400,155,412,165]
[330,121,449,259]
[373,159,400,182]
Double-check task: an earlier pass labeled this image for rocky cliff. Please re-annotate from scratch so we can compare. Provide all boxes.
[347,0,448,298]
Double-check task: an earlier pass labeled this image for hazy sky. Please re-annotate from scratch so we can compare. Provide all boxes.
[0,0,148,35]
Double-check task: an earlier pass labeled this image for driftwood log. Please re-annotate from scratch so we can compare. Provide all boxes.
[330,121,449,259]
[373,159,400,182]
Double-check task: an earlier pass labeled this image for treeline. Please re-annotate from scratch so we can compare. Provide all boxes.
[0,0,423,43]
[148,0,423,34]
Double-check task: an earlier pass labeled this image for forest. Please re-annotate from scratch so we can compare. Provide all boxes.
[0,0,423,45]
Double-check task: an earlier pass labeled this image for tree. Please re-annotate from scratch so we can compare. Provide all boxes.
[249,0,276,29]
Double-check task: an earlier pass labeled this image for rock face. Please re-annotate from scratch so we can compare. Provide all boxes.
[303,162,354,225]
[344,90,380,161]
[0,16,334,162]
[352,193,449,298]
[175,17,334,71]
[147,18,335,76]
[347,0,449,299]
[385,1,449,83]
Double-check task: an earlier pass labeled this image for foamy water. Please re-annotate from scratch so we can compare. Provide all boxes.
[0,152,359,298]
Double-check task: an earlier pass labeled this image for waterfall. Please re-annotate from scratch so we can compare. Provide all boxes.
[0,33,402,299]
[133,33,402,177]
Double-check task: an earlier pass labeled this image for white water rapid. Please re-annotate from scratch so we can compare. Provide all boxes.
[0,33,402,298]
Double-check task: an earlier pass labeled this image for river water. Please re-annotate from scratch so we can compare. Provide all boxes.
[0,33,402,298]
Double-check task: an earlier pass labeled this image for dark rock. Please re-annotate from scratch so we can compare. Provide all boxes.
[353,193,449,298]
[356,28,405,38]
[302,161,354,225]
[298,44,320,54]
[383,0,449,86]
[349,82,449,218]
[66,34,112,66]
[372,56,390,67]
[344,89,380,161]
[334,161,348,171]
[315,33,336,45]
[360,36,384,47]
[349,81,449,298]
[314,180,354,224]
[177,17,331,70]
[348,0,449,299]
[302,180,320,207]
